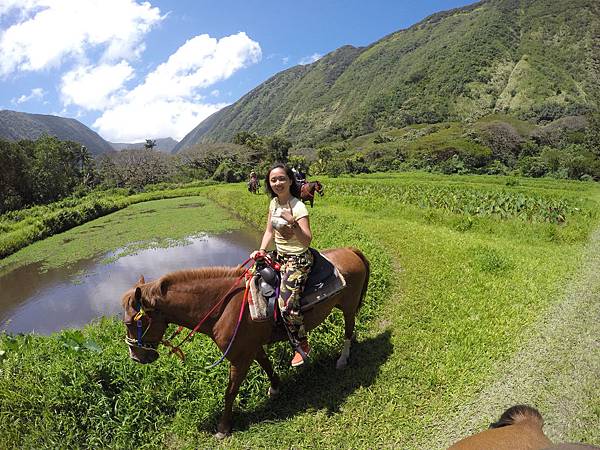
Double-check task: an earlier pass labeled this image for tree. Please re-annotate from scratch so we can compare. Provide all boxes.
[144,139,157,150]
[233,131,264,151]
[0,140,31,212]
[584,113,600,157]
[73,145,97,188]
[29,136,80,203]
[176,143,254,181]
[266,136,291,163]
[478,121,522,166]
[97,149,173,189]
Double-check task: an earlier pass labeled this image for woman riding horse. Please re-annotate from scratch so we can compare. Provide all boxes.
[252,162,313,367]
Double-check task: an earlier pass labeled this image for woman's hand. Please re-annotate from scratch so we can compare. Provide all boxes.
[250,249,266,260]
[280,208,294,224]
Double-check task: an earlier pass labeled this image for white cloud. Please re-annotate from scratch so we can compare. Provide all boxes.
[93,32,262,142]
[0,0,162,76]
[299,53,322,65]
[128,33,261,102]
[1,1,262,143]
[93,99,227,143]
[13,87,45,104]
[61,61,134,110]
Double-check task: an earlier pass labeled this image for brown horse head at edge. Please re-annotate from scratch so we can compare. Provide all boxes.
[449,405,600,450]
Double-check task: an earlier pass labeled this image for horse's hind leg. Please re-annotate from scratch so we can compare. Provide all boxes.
[255,346,280,397]
[336,306,357,370]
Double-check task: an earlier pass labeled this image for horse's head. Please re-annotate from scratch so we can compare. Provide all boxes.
[121,275,169,364]
[315,181,324,196]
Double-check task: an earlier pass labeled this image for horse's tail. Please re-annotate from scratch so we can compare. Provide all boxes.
[489,405,544,429]
[350,247,370,309]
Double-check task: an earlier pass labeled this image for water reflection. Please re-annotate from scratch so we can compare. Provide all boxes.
[0,230,260,335]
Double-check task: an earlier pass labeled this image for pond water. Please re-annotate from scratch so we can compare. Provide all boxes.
[0,230,260,335]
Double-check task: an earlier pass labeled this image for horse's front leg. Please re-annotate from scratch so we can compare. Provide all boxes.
[215,360,252,439]
[255,345,280,397]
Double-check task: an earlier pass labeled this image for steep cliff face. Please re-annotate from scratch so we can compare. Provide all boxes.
[174,0,600,152]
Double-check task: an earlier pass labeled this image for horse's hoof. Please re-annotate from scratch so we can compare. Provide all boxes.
[268,386,280,398]
[214,431,229,440]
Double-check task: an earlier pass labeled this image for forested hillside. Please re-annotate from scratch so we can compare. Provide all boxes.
[174,0,600,150]
[0,110,113,155]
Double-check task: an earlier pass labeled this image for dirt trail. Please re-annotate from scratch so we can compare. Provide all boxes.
[412,226,600,449]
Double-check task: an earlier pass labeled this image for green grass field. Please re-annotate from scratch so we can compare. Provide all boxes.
[1,172,599,449]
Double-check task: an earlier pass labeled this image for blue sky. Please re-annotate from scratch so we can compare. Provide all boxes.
[0,0,476,143]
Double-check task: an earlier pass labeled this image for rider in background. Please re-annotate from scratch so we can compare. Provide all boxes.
[292,167,306,191]
[296,168,306,185]
[250,162,313,367]
[248,170,259,191]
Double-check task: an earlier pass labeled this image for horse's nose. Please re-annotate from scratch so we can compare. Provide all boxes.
[129,347,159,364]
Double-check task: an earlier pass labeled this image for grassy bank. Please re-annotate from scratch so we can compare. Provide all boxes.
[0,181,216,262]
[0,195,243,276]
[1,172,599,448]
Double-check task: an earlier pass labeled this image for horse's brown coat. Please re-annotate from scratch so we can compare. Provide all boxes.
[122,247,369,436]
[449,422,552,450]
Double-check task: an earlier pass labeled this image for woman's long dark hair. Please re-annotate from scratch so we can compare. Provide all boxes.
[264,162,301,199]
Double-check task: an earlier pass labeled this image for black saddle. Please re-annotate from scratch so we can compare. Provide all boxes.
[303,248,335,298]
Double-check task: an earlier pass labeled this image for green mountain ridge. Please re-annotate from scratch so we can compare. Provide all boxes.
[174,0,600,152]
[0,110,114,155]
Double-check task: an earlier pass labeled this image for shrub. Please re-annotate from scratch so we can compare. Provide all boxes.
[477,121,523,166]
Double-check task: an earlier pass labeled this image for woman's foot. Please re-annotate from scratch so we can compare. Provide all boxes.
[291,340,311,367]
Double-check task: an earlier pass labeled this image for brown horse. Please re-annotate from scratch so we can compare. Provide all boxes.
[121,247,369,438]
[449,405,600,450]
[300,181,324,208]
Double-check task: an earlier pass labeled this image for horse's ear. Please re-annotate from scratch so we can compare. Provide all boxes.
[134,287,142,303]
[138,274,145,284]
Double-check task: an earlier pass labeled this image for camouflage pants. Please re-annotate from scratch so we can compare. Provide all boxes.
[277,250,314,345]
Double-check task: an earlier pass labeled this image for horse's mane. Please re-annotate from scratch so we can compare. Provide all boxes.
[158,266,245,286]
[122,266,245,308]
[489,405,544,429]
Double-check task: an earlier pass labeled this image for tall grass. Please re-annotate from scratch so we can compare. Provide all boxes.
[1,172,599,449]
